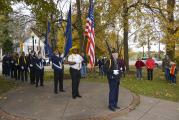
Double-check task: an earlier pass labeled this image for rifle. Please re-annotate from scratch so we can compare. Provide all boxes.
[105,38,112,58]
[116,39,123,58]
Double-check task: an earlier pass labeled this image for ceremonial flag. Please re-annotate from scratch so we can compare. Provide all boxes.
[44,21,53,57]
[85,0,95,67]
[64,3,72,57]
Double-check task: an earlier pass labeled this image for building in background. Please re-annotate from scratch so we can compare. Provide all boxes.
[17,31,45,56]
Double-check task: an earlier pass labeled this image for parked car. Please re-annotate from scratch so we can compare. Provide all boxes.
[141,57,162,67]
[153,58,162,67]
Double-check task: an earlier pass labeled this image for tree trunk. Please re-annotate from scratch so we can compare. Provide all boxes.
[122,0,129,71]
[76,0,84,52]
[147,37,150,56]
[158,41,161,59]
[143,46,144,57]
[166,0,175,60]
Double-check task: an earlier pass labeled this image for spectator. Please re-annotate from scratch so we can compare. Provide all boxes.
[80,52,87,78]
[170,62,177,85]
[135,57,145,80]
[162,55,171,82]
[146,56,155,80]
[98,58,103,75]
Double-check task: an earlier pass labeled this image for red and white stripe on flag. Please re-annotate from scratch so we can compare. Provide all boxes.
[85,0,95,67]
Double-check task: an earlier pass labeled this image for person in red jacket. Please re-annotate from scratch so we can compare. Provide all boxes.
[146,56,155,80]
[135,57,145,80]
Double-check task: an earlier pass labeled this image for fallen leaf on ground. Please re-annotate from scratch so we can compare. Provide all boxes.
[3,97,7,100]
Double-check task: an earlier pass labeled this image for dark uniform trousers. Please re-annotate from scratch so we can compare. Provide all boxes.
[36,69,44,87]
[17,67,21,80]
[54,70,63,93]
[108,76,119,108]
[14,63,18,80]
[20,68,28,82]
[10,61,15,78]
[18,57,28,82]
[29,56,36,84]
[30,67,36,84]
[70,67,81,97]
[2,56,10,76]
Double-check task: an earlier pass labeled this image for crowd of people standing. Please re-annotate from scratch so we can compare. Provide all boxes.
[2,51,45,87]
[134,55,177,84]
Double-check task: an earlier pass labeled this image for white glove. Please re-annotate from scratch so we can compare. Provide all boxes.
[120,67,123,71]
[113,70,119,75]
[21,66,24,70]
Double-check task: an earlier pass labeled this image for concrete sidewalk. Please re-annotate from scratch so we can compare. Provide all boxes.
[0,81,139,120]
[113,95,179,120]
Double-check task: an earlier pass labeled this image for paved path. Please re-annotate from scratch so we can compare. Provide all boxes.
[1,79,178,120]
[0,81,139,120]
[113,95,179,120]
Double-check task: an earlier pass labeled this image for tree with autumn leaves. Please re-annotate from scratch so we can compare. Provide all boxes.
[0,0,178,71]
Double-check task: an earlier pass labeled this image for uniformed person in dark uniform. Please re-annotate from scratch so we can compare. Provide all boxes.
[6,53,11,77]
[35,51,44,87]
[18,52,28,82]
[105,49,121,111]
[28,51,36,84]
[10,53,15,79]
[2,53,8,76]
[14,53,19,80]
[3,53,11,77]
[51,50,65,94]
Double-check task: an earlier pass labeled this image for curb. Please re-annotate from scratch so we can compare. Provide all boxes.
[83,92,140,120]
[0,108,36,120]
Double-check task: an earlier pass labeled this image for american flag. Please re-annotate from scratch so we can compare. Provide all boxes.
[85,0,95,67]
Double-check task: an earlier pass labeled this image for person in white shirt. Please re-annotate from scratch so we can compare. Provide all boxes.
[68,46,83,99]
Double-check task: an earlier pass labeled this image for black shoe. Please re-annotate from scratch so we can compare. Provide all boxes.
[76,95,82,98]
[72,96,76,99]
[54,91,58,94]
[115,106,121,109]
[60,90,66,92]
[108,107,116,111]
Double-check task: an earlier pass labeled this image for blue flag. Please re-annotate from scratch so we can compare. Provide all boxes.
[44,21,53,57]
[64,4,72,57]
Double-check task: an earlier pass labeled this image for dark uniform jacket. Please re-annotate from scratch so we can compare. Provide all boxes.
[9,56,15,69]
[35,58,44,71]
[18,56,28,70]
[105,57,121,81]
[14,57,19,70]
[51,55,63,71]
[28,55,36,69]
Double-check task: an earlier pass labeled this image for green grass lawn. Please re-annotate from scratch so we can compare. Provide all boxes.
[122,69,179,102]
